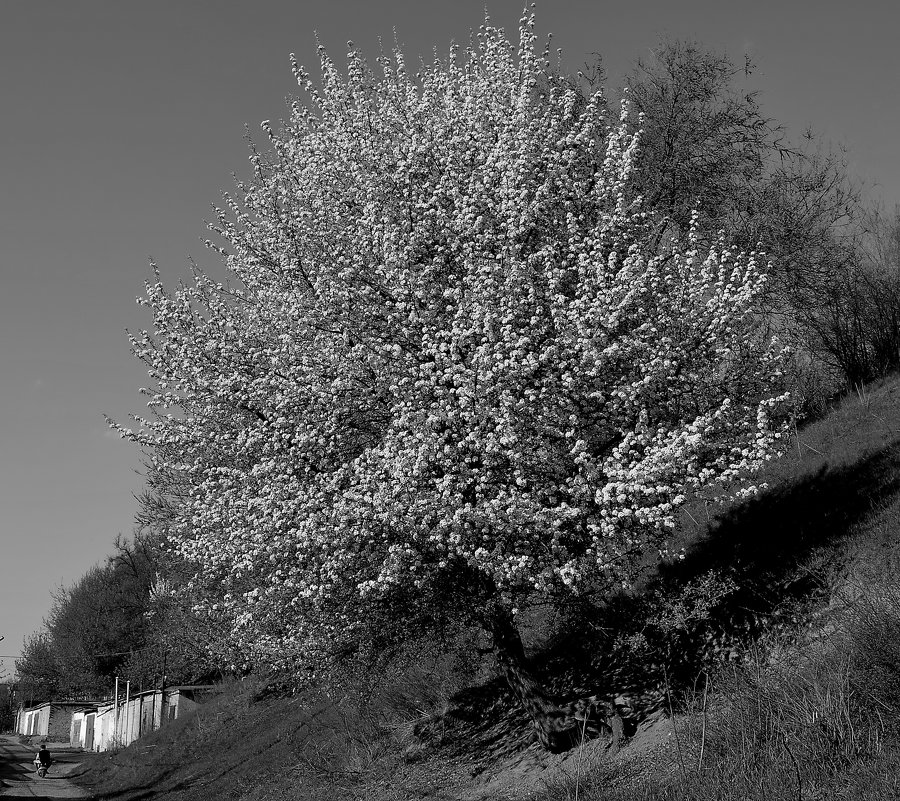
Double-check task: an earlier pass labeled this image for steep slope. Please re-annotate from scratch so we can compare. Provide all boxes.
[73,376,900,801]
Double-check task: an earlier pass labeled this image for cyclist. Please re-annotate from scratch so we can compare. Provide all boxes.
[34,744,52,775]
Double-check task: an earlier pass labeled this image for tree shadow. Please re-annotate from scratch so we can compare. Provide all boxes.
[544,439,900,707]
[664,440,900,592]
[423,440,900,759]
[78,774,171,801]
[425,676,534,765]
[0,761,31,782]
[91,790,156,801]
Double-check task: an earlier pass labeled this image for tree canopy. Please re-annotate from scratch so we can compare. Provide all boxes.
[119,13,790,747]
[15,531,221,702]
[621,40,864,396]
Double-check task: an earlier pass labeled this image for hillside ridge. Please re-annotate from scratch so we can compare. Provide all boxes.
[72,377,900,800]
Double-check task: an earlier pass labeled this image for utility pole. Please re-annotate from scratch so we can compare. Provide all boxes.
[113,677,120,746]
[124,680,131,746]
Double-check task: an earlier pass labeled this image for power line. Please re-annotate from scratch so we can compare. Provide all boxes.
[5,643,163,661]
[84,644,161,659]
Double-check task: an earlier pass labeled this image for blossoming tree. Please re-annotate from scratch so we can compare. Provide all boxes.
[122,12,790,750]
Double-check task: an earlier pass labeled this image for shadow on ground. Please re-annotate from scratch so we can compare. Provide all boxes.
[428,436,900,762]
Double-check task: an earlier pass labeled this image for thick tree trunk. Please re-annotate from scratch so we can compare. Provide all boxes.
[484,606,624,753]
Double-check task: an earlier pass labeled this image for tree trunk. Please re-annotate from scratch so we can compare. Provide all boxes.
[484,605,624,753]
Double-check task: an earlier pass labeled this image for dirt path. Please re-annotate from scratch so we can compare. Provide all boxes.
[0,736,92,799]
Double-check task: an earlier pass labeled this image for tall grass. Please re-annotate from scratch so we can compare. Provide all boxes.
[74,379,900,801]
[539,578,900,801]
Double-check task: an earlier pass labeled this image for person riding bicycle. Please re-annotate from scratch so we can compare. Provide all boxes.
[34,745,52,774]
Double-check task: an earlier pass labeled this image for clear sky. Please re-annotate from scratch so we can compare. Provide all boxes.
[1,0,898,679]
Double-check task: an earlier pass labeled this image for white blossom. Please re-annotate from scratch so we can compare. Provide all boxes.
[116,12,790,675]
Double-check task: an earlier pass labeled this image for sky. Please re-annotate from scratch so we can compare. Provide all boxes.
[1,0,899,680]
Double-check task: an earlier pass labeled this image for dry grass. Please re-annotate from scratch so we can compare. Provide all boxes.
[533,377,900,800]
[70,643,479,801]
[538,584,900,801]
[71,377,900,801]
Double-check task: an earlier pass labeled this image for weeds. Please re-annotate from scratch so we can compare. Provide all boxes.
[73,379,900,801]
[536,576,900,801]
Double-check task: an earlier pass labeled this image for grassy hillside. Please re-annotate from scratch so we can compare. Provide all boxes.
[72,377,900,800]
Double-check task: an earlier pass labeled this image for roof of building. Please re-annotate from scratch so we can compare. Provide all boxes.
[19,700,103,713]
[21,685,217,714]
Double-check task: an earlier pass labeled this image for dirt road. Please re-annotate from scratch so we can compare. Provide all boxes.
[0,736,92,799]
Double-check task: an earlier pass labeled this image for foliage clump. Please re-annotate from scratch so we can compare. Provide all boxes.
[117,13,790,684]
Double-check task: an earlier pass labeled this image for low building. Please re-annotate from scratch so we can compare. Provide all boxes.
[19,685,215,750]
[16,701,99,740]
[69,706,100,750]
[74,685,215,752]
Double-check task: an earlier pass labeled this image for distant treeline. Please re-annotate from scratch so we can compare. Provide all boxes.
[618,40,900,403]
[15,530,223,705]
